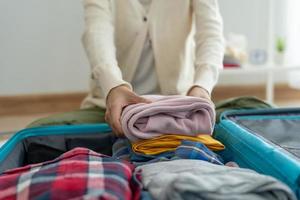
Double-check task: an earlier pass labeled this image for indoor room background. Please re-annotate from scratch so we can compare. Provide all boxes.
[0,0,300,133]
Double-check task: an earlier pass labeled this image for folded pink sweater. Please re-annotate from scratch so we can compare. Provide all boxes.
[121,95,216,142]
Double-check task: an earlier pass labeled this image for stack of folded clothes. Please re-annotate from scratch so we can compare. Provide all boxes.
[121,95,216,141]
[115,95,225,165]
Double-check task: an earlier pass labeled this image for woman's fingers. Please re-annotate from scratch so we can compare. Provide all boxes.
[104,109,110,123]
[105,85,152,137]
[110,104,124,137]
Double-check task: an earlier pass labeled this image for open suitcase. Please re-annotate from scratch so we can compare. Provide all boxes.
[214,108,300,198]
[1,108,299,198]
[0,124,114,174]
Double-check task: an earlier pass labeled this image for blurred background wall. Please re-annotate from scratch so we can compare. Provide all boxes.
[0,0,299,95]
[0,0,89,95]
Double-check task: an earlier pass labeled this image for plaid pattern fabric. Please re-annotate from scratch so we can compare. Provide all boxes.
[113,139,223,166]
[175,140,224,165]
[0,148,141,200]
[113,139,176,165]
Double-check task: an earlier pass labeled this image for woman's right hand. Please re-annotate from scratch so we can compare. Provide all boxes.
[105,85,151,137]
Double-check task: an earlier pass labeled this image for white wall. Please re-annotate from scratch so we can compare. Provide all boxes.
[0,0,295,95]
[0,0,89,95]
[218,0,292,85]
[219,0,269,52]
[285,0,300,89]
[285,0,300,66]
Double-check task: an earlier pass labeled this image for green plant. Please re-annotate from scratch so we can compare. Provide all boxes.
[276,37,286,53]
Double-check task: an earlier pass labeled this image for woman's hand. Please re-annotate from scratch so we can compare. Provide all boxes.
[105,85,151,137]
[187,86,211,100]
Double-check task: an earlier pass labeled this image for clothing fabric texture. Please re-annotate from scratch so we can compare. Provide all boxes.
[121,95,216,142]
[131,0,160,95]
[22,132,116,165]
[112,138,175,165]
[81,0,224,108]
[27,107,106,128]
[215,96,274,123]
[66,135,116,156]
[113,139,223,166]
[132,134,224,155]
[174,140,223,165]
[136,159,296,200]
[25,143,65,164]
[25,137,115,164]
[0,148,141,200]
[139,0,152,12]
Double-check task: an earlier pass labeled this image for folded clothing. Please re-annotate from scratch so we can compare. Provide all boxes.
[121,95,216,142]
[175,140,223,165]
[132,134,224,155]
[113,139,224,166]
[136,159,296,200]
[0,148,141,200]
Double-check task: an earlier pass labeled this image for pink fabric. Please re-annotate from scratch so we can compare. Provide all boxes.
[121,95,216,142]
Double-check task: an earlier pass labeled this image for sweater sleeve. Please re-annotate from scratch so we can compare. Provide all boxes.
[82,0,132,99]
[191,0,225,94]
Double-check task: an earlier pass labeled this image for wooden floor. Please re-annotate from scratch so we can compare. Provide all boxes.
[0,112,59,147]
[0,112,58,133]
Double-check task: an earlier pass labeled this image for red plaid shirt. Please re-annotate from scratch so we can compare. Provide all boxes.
[0,148,141,200]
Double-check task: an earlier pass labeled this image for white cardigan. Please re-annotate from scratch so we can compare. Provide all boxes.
[81,0,224,108]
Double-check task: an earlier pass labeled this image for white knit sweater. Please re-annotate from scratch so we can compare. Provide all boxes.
[81,0,224,108]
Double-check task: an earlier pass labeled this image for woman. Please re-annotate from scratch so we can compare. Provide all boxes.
[29,0,224,136]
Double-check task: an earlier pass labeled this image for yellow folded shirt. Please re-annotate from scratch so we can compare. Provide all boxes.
[132,134,225,155]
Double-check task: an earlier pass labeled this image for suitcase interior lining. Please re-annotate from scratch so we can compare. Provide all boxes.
[230,116,300,159]
[0,132,115,174]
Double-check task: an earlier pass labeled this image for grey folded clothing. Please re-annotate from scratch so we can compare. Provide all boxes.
[136,160,296,200]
